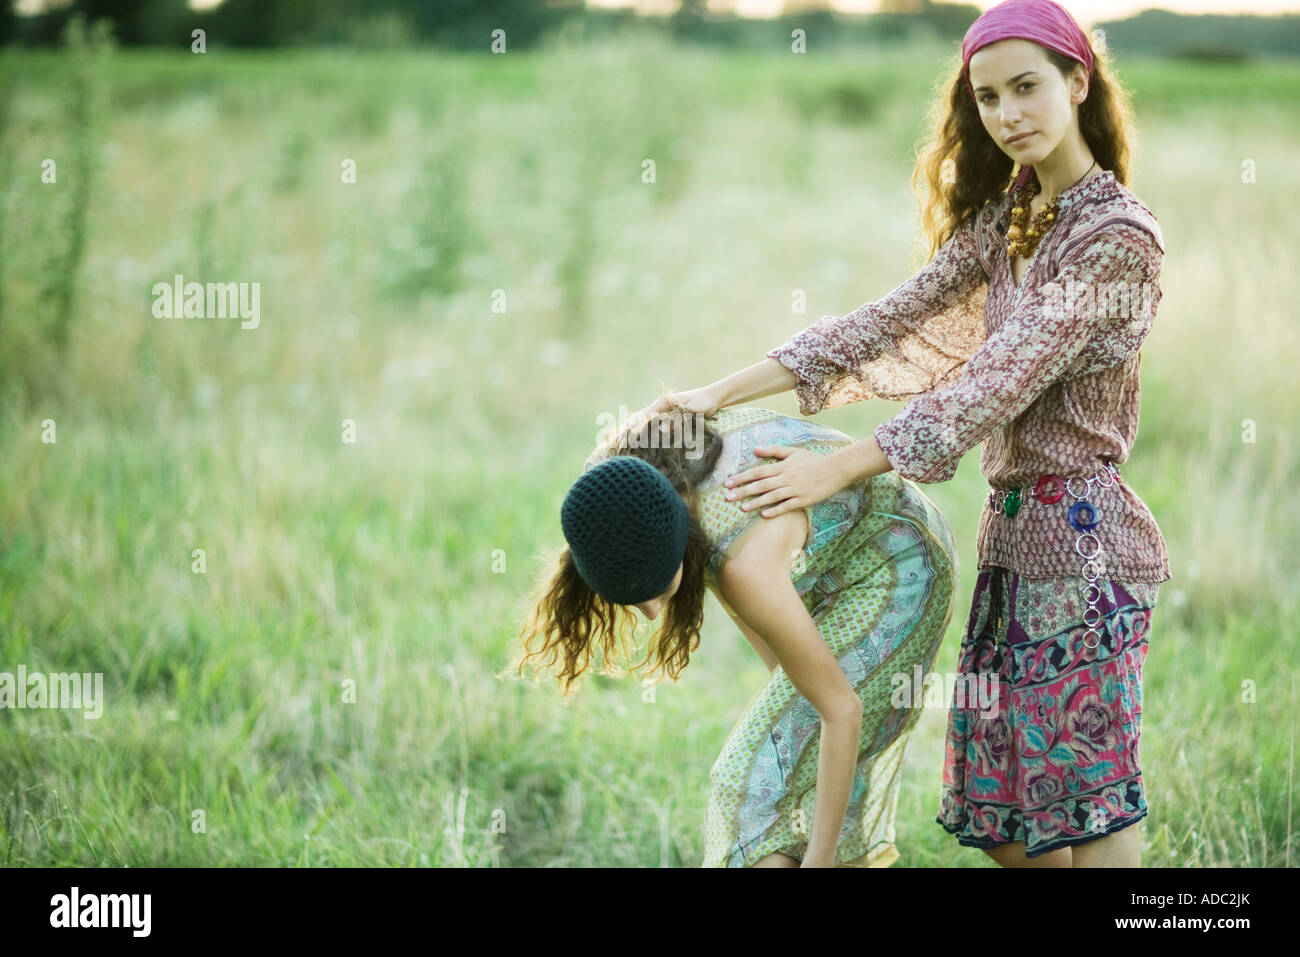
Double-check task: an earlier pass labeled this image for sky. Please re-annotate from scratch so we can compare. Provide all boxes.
[588,0,1300,19]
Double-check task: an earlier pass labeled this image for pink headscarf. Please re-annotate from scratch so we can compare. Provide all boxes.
[961,0,1096,189]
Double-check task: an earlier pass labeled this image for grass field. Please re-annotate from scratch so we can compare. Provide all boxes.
[0,29,1296,866]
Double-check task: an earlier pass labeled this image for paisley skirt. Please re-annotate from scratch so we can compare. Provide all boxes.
[936,566,1160,857]
[701,516,957,868]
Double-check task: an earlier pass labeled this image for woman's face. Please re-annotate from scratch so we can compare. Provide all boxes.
[968,39,1087,166]
[634,562,683,621]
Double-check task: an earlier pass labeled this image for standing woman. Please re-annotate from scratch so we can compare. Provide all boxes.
[633,0,1171,867]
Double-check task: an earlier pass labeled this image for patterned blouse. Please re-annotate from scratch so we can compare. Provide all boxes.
[765,169,1171,583]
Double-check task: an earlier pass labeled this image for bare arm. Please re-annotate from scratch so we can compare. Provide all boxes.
[639,359,797,422]
[715,510,862,866]
[711,507,807,673]
[701,357,798,410]
[714,592,780,674]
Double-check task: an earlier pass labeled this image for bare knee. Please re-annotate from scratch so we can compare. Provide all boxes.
[982,842,1072,868]
[753,851,801,868]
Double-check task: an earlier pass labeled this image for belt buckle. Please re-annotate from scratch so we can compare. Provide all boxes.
[989,463,1118,517]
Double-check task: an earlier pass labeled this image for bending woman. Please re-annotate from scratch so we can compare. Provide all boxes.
[510,405,959,867]
[631,0,1171,867]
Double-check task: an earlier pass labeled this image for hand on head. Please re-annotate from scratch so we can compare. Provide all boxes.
[627,387,720,438]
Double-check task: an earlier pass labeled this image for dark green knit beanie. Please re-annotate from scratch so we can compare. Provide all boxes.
[560,456,689,605]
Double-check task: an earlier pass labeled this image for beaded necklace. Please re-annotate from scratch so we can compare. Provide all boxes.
[1005,159,1098,260]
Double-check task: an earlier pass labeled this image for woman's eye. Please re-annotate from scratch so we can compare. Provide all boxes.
[981,82,1033,104]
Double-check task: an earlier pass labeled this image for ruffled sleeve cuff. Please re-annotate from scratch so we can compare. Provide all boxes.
[766,345,839,417]
[873,414,960,485]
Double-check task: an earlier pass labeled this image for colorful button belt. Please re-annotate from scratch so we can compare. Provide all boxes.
[985,461,1121,650]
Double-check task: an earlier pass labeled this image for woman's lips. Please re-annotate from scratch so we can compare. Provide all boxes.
[1007,132,1034,146]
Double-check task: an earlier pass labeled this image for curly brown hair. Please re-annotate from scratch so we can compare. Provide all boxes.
[504,402,726,698]
[911,36,1137,263]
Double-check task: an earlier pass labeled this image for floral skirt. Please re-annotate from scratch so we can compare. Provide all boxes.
[936,566,1160,858]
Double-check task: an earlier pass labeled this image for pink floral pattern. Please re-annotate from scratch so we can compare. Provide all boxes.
[937,568,1158,857]
[766,171,1171,582]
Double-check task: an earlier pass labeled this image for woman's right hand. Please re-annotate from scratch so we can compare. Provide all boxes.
[628,386,722,432]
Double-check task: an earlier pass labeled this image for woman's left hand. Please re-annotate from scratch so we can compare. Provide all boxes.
[724,446,850,518]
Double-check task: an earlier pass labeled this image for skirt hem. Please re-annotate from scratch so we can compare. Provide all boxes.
[935,807,1148,858]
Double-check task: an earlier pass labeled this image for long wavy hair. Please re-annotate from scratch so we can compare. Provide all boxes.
[911,33,1137,263]
[505,401,725,699]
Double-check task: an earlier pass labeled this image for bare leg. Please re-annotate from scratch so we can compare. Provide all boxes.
[753,852,801,868]
[982,841,1073,867]
[1072,820,1141,867]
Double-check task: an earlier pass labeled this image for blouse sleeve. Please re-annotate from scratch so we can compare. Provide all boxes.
[873,221,1164,484]
[765,207,993,416]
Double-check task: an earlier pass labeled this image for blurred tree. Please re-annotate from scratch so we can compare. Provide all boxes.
[69,0,187,45]
[3,0,1296,57]
[402,0,576,49]
[14,0,190,46]
[9,0,578,48]
[196,0,351,47]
